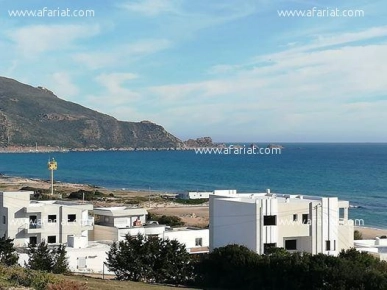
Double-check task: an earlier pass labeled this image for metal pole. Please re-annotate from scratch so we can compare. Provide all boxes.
[51,169,54,195]
[102,263,105,280]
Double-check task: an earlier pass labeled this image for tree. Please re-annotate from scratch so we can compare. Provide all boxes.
[354,230,363,240]
[52,244,69,274]
[0,235,18,266]
[26,241,53,271]
[195,244,261,289]
[106,234,193,284]
[26,241,69,274]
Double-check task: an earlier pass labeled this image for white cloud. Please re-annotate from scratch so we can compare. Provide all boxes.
[142,30,387,141]
[7,24,100,57]
[73,39,172,70]
[92,73,141,105]
[50,72,80,98]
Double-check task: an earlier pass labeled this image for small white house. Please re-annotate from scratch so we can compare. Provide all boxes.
[178,191,212,200]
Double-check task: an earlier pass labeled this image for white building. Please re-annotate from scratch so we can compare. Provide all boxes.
[355,237,387,261]
[178,191,212,200]
[92,206,209,254]
[210,189,353,255]
[0,191,94,247]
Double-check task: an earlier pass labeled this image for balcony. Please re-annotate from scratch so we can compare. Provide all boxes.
[27,221,42,233]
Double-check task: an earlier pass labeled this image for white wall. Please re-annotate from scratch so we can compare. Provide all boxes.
[163,229,209,250]
[18,245,115,275]
[210,198,258,252]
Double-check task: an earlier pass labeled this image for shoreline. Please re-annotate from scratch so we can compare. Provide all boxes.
[2,174,387,233]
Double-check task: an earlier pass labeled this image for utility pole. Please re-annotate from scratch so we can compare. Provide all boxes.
[47,158,58,195]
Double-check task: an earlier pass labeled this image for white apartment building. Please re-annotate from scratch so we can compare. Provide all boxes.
[210,189,354,255]
[0,191,94,247]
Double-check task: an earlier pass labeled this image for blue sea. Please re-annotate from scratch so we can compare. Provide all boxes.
[0,143,386,228]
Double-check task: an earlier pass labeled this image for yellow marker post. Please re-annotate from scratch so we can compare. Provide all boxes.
[48,158,58,195]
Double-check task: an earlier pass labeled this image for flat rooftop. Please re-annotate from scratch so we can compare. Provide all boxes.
[213,190,349,205]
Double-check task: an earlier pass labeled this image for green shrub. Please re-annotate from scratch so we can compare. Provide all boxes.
[68,190,105,201]
[148,214,184,227]
[174,198,208,205]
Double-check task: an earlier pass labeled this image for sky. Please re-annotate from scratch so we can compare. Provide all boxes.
[0,0,386,142]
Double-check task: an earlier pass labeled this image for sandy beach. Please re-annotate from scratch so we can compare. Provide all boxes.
[355,226,387,239]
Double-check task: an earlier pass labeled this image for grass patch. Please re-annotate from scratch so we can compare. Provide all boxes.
[64,275,199,290]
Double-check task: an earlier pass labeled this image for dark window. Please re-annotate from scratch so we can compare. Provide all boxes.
[326,240,331,251]
[293,214,298,222]
[29,215,38,229]
[47,236,56,243]
[2,216,5,224]
[68,214,76,222]
[285,239,297,250]
[195,238,203,246]
[48,215,57,223]
[302,214,309,224]
[29,236,37,246]
[264,243,277,254]
[339,208,345,219]
[263,215,277,226]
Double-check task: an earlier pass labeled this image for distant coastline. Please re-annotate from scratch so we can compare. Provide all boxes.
[0,143,285,154]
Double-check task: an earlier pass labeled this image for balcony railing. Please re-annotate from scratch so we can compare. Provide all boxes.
[29,221,42,229]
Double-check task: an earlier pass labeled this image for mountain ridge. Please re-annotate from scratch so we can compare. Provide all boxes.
[0,76,184,149]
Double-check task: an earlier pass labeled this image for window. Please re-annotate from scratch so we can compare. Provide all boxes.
[339,208,345,219]
[2,216,5,224]
[48,215,57,223]
[263,215,277,226]
[77,257,87,269]
[29,236,37,246]
[68,214,76,222]
[195,238,203,247]
[29,215,38,229]
[264,243,277,254]
[285,239,297,250]
[326,240,331,251]
[47,236,56,244]
[302,214,309,224]
[293,214,298,222]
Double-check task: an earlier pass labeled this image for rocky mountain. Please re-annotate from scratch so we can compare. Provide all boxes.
[0,76,184,149]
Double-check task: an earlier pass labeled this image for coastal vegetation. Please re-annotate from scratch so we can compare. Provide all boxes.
[195,245,387,289]
[174,198,208,205]
[106,234,193,284]
[106,235,387,290]
[147,213,185,227]
[26,241,69,274]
